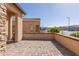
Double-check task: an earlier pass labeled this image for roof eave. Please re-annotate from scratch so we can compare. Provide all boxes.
[14,3,26,15]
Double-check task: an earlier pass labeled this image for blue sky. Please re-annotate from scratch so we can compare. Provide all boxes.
[20,3,79,27]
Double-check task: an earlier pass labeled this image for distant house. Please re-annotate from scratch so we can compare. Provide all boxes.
[23,18,40,33]
[60,25,79,31]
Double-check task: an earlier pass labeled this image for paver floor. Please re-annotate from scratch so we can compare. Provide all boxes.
[5,40,75,56]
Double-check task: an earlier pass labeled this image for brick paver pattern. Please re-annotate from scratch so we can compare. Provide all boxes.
[5,40,75,56]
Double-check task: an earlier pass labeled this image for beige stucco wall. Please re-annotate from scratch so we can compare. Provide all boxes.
[54,33,79,55]
[23,33,54,40]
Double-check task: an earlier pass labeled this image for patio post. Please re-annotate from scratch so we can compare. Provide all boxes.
[15,15,22,42]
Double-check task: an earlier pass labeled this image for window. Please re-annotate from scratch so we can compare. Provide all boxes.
[36,25,39,32]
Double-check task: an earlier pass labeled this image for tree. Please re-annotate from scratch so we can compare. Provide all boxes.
[50,27,60,33]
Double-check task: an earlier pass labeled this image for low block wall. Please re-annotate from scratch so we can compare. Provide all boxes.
[23,33,54,40]
[22,32,79,55]
[54,33,79,55]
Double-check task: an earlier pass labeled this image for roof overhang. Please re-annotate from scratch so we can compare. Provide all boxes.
[6,3,26,15]
[14,3,26,15]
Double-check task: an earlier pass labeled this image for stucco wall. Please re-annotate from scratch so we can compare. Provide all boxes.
[23,33,54,40]
[54,33,79,55]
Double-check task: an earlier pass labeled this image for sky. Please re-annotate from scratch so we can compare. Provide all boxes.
[20,3,79,27]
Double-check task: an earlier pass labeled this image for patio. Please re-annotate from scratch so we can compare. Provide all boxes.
[5,40,75,56]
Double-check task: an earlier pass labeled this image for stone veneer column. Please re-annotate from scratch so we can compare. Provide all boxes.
[0,3,7,56]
